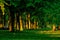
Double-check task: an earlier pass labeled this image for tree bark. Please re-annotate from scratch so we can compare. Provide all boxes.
[20,16,23,31]
[26,15,28,29]
[33,20,37,29]
[27,13,30,29]
[52,24,56,31]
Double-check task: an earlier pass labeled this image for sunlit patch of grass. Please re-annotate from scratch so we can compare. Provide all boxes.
[36,30,60,37]
[37,30,60,34]
[50,34,60,37]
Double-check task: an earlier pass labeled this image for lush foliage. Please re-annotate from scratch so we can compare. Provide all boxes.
[4,0,60,27]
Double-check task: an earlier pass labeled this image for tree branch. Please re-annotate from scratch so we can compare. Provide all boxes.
[3,1,11,6]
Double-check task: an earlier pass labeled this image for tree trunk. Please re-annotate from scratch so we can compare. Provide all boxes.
[16,13,20,31]
[0,24,3,28]
[9,23,12,31]
[33,20,37,29]
[1,4,4,28]
[36,21,38,29]
[30,22,34,29]
[11,14,15,32]
[14,17,17,31]
[16,23,19,30]
[9,17,12,31]
[0,6,3,28]
[9,16,14,32]
[27,13,30,29]
[9,6,15,32]
[58,25,60,30]
[26,15,28,29]
[26,21,28,29]
[20,16,23,31]
[29,20,30,29]
[52,24,56,31]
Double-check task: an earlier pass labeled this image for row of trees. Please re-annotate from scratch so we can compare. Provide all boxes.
[0,0,60,31]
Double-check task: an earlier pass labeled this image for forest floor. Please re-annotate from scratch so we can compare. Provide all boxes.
[0,30,60,40]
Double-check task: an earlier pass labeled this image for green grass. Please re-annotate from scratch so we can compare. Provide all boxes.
[0,30,60,40]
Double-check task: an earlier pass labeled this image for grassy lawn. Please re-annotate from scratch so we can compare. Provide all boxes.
[0,30,60,40]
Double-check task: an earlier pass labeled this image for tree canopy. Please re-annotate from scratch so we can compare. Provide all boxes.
[4,0,60,27]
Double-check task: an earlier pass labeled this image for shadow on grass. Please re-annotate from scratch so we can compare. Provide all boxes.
[0,30,60,40]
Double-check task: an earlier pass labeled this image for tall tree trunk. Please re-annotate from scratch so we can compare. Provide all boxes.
[9,23,12,31]
[0,6,3,28]
[20,16,23,31]
[9,12,15,32]
[9,17,12,31]
[1,4,4,28]
[14,14,17,31]
[28,14,30,29]
[23,20,26,29]
[9,5,15,32]
[8,11,12,31]
[29,20,30,29]
[0,5,4,28]
[4,13,9,28]
[16,13,20,31]
[26,15,28,29]
[9,16,14,32]
[26,21,28,29]
[11,13,15,32]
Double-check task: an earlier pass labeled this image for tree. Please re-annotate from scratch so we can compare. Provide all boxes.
[0,6,3,28]
[4,0,60,31]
